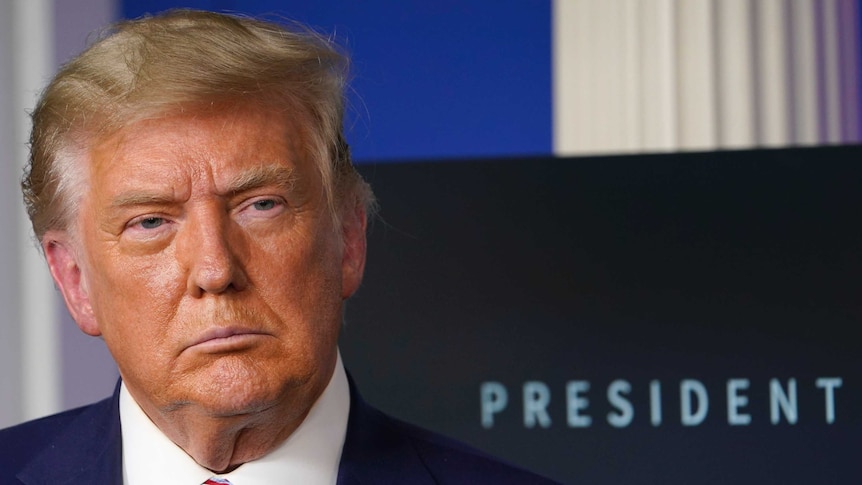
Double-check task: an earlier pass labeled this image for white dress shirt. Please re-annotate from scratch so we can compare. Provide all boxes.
[120,352,350,485]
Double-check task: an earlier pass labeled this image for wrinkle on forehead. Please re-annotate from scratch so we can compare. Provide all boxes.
[90,106,305,189]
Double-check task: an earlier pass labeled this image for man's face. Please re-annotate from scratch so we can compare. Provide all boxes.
[45,106,366,420]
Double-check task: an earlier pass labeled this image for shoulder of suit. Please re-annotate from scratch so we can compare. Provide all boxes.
[372,409,561,485]
[0,398,111,476]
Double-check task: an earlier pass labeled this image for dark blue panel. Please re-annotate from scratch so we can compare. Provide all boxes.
[346,146,862,484]
[120,0,552,162]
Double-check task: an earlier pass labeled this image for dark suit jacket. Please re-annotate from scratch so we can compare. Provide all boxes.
[0,380,558,484]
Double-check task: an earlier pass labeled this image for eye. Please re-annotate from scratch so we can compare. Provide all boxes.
[139,217,165,229]
[252,199,278,211]
[234,196,287,224]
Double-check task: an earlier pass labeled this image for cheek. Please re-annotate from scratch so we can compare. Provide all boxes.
[254,230,343,323]
[88,252,183,346]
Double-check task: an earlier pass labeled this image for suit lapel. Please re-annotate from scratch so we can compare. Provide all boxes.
[336,377,436,485]
[17,385,123,485]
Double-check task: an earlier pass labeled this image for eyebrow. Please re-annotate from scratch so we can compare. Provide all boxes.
[222,164,297,196]
[110,192,177,209]
[109,165,298,209]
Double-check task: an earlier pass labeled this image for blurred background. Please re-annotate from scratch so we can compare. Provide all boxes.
[1,1,860,483]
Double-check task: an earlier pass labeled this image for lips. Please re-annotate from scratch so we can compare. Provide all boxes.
[186,327,269,352]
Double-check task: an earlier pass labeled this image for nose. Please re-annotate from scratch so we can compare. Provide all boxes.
[179,208,249,297]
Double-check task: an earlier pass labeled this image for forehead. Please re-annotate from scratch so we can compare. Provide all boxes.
[87,106,310,192]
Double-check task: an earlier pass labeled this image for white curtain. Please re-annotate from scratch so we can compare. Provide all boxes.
[554,0,860,155]
[0,0,59,428]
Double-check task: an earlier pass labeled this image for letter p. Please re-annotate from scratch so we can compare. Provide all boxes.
[480,381,509,429]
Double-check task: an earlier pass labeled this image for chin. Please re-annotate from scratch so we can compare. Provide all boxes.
[192,356,317,417]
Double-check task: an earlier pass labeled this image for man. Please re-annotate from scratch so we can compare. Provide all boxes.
[0,9,556,485]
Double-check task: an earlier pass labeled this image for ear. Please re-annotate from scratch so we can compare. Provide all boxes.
[340,198,368,300]
[42,232,101,336]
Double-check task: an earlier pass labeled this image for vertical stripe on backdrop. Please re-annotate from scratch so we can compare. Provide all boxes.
[754,0,792,147]
[838,0,860,142]
[12,0,60,423]
[553,0,590,155]
[674,0,719,151]
[638,0,677,152]
[716,0,756,149]
[790,0,820,144]
[820,0,843,143]
[0,2,23,429]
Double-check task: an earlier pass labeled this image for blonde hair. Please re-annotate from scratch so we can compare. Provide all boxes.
[23,9,373,242]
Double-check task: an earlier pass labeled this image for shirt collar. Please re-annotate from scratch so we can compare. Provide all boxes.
[121,351,350,485]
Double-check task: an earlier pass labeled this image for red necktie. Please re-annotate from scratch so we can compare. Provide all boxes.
[203,479,232,485]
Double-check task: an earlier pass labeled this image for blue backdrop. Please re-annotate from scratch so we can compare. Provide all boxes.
[121,0,552,163]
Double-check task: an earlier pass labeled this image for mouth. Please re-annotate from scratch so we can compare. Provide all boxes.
[186,327,270,353]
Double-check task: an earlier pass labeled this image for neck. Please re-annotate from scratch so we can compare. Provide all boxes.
[159,407,308,473]
[124,359,336,473]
